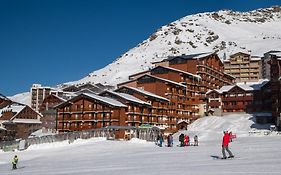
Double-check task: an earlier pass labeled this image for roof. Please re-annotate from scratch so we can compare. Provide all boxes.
[230,52,250,57]
[138,74,187,88]
[0,93,11,101]
[83,93,127,107]
[55,93,127,108]
[212,79,270,94]
[167,52,213,61]
[117,86,169,102]
[219,85,235,93]
[153,66,201,80]
[100,90,151,106]
[0,103,25,118]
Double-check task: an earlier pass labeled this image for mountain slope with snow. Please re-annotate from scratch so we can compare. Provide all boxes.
[64,6,281,87]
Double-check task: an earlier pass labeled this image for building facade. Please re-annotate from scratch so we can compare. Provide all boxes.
[224,52,262,82]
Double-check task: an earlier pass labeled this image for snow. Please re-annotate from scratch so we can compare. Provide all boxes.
[0,104,25,118]
[8,92,31,106]
[83,93,127,107]
[61,7,281,89]
[104,91,151,106]
[121,86,169,102]
[1,113,281,174]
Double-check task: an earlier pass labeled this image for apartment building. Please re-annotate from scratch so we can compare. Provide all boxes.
[224,52,262,82]
[31,84,64,111]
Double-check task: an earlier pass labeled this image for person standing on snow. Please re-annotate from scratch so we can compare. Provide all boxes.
[179,133,184,147]
[12,155,18,169]
[184,135,189,146]
[222,131,234,159]
[159,133,164,147]
[194,135,198,146]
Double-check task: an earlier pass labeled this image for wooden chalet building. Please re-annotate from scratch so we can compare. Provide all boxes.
[0,103,42,140]
[55,93,127,138]
[153,52,235,98]
[206,80,271,118]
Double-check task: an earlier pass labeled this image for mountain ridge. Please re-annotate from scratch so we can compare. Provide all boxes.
[62,6,281,88]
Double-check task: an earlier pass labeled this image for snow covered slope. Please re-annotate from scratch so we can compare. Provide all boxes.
[65,6,281,87]
[8,92,31,106]
[174,113,271,142]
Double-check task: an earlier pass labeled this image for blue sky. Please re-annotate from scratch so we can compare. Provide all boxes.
[0,0,280,96]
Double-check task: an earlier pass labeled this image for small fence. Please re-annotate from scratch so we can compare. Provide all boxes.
[0,127,160,152]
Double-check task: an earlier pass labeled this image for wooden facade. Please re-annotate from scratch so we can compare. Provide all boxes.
[40,94,67,130]
[207,81,271,115]
[0,103,42,140]
[154,53,235,98]
[55,93,127,137]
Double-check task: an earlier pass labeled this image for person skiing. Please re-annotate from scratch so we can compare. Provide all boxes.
[222,131,234,159]
[194,135,198,146]
[167,134,173,147]
[12,155,18,169]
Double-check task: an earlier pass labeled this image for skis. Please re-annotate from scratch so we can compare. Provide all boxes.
[211,155,236,160]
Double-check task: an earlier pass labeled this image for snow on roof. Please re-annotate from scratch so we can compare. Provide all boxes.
[13,119,42,124]
[250,56,261,61]
[121,86,169,102]
[141,74,187,88]
[159,66,201,79]
[270,52,281,58]
[218,85,234,93]
[103,91,151,106]
[83,93,127,107]
[167,52,213,61]
[0,103,25,118]
[237,79,269,90]
[236,84,254,91]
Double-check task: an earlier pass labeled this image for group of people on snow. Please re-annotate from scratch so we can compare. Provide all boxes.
[156,133,199,147]
[156,130,235,159]
[179,133,198,147]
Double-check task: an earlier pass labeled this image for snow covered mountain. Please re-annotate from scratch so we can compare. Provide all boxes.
[64,6,281,87]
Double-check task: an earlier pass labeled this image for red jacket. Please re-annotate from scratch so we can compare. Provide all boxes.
[222,133,230,146]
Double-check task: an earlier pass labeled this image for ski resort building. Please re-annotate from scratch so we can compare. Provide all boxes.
[153,52,235,98]
[0,103,42,140]
[55,52,238,138]
[206,80,271,117]
[224,52,262,82]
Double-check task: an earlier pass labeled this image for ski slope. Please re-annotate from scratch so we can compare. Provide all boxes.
[0,114,280,175]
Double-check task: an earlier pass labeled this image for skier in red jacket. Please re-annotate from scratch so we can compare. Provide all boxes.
[222,131,234,159]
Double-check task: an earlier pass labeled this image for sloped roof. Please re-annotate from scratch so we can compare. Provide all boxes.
[138,74,187,88]
[153,66,201,80]
[117,86,169,102]
[55,93,127,108]
[167,52,213,61]
[101,90,151,106]
[0,103,25,119]
[83,93,126,107]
